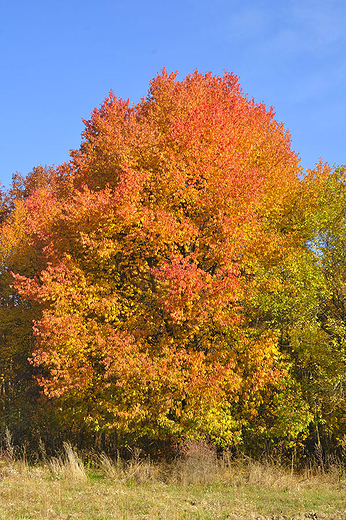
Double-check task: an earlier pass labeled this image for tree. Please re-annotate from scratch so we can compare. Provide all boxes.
[0,166,58,442]
[296,165,346,446]
[5,70,312,446]
[247,162,346,453]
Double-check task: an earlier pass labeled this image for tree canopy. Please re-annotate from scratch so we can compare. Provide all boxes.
[1,70,345,456]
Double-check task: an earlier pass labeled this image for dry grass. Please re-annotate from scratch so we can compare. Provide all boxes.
[48,442,87,482]
[0,440,345,519]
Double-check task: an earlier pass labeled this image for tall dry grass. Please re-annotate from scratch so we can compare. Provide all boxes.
[0,435,346,519]
[48,442,87,482]
[97,438,346,491]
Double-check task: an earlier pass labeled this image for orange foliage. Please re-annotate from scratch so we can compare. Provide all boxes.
[11,70,303,443]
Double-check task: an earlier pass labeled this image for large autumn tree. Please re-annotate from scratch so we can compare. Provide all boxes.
[3,70,315,447]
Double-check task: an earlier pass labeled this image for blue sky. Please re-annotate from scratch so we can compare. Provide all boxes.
[1,0,345,187]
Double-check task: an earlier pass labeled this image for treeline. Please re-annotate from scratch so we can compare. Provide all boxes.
[0,70,345,460]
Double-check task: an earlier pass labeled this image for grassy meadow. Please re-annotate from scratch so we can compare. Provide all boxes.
[0,440,346,520]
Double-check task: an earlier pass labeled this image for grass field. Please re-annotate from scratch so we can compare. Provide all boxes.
[0,441,345,520]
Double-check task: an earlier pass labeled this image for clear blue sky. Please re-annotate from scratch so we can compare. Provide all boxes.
[1,0,345,187]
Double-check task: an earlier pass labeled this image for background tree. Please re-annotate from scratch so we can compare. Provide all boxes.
[246,163,346,454]
[0,166,60,445]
